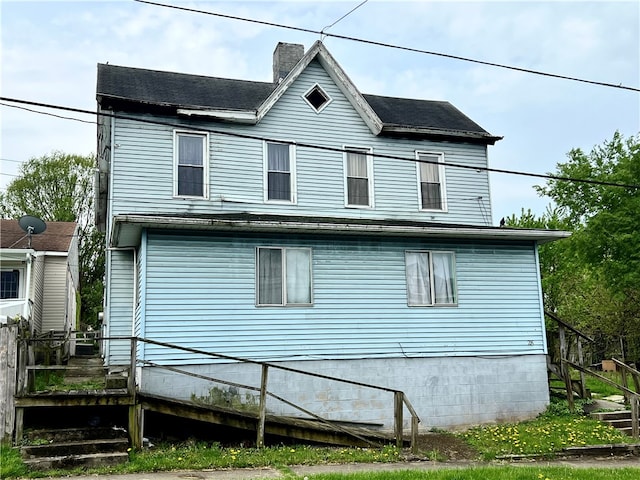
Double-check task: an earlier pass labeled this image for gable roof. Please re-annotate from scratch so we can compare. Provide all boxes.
[0,220,77,252]
[97,41,501,145]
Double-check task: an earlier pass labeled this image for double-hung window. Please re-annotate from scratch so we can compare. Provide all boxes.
[257,247,312,306]
[405,251,456,306]
[416,152,446,211]
[265,141,296,203]
[1,270,20,299]
[345,147,373,207]
[174,131,208,198]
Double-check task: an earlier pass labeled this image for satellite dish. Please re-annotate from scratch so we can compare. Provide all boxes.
[18,215,47,248]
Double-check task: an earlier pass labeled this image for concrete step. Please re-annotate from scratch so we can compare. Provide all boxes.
[23,452,129,470]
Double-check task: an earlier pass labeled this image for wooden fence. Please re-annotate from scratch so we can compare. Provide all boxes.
[0,321,20,442]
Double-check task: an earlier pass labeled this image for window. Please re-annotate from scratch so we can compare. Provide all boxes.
[1,270,19,299]
[265,141,296,203]
[345,147,373,207]
[174,131,208,198]
[416,152,446,211]
[405,251,456,306]
[257,247,312,306]
[303,83,331,112]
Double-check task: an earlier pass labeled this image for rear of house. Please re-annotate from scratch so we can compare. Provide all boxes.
[96,41,567,430]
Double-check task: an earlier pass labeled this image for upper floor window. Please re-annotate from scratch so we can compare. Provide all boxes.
[256,247,312,306]
[416,152,446,211]
[1,270,20,299]
[174,131,209,198]
[264,141,296,203]
[344,147,373,208]
[405,251,456,306]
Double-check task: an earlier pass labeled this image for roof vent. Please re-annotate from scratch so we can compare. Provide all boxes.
[303,84,331,112]
[273,42,304,83]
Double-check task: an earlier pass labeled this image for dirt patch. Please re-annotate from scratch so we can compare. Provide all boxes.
[408,433,479,461]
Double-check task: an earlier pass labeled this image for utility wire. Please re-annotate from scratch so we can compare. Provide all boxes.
[2,95,639,192]
[0,102,97,124]
[133,0,639,93]
[321,0,368,37]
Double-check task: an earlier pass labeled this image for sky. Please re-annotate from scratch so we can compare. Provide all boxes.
[1,0,639,224]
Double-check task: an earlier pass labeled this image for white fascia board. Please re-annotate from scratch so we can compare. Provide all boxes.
[256,41,383,135]
[177,108,257,124]
[111,214,570,247]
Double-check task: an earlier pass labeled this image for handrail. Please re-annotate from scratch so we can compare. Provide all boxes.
[544,310,594,342]
[565,359,639,440]
[129,336,420,450]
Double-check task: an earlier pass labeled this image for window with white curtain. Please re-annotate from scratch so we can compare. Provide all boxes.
[174,131,208,197]
[416,152,446,211]
[345,147,373,207]
[257,247,312,306]
[265,142,295,202]
[405,251,456,306]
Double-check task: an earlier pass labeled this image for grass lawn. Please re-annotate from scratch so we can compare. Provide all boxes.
[1,399,636,479]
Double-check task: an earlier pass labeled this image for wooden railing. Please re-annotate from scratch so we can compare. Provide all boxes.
[136,337,420,452]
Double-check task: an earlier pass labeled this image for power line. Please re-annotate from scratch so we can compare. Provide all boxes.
[1,95,639,192]
[321,0,368,37]
[133,0,640,93]
[0,102,97,125]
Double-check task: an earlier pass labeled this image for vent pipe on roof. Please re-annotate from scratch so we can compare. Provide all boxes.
[273,42,304,83]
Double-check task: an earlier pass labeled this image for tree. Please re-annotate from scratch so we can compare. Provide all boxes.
[0,151,104,328]
[512,132,640,361]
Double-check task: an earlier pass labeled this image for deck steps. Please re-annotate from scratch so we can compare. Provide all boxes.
[591,410,639,436]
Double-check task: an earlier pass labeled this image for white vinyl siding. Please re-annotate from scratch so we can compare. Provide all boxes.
[344,146,373,208]
[257,247,312,306]
[416,151,446,211]
[174,131,208,198]
[264,141,296,203]
[405,251,456,306]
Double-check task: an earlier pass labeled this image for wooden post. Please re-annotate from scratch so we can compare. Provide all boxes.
[257,364,269,448]
[394,392,403,449]
[128,403,142,449]
[128,337,137,395]
[621,368,630,405]
[559,326,575,411]
[576,337,588,398]
[410,415,419,455]
[631,395,639,440]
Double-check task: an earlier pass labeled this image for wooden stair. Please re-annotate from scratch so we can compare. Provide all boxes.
[591,410,640,437]
[17,355,131,470]
[20,426,129,470]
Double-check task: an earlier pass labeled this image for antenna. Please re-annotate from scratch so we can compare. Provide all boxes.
[18,215,47,248]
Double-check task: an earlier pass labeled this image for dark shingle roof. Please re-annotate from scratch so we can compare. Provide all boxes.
[0,220,77,252]
[97,64,275,111]
[97,63,499,143]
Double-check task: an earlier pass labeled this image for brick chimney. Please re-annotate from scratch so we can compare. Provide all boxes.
[273,42,304,83]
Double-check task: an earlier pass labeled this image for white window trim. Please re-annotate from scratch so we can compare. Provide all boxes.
[1,267,25,300]
[343,145,374,209]
[263,140,297,204]
[302,83,333,113]
[405,250,457,307]
[415,151,447,212]
[255,246,313,307]
[173,130,210,199]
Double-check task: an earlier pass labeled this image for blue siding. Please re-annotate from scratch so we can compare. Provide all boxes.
[105,250,134,364]
[139,232,544,364]
[108,61,492,227]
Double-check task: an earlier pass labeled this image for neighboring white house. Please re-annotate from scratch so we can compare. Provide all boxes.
[0,219,79,335]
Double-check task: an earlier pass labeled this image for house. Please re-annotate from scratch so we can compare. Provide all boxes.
[95,41,568,431]
[0,219,79,336]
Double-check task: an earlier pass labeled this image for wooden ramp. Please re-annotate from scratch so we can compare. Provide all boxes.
[139,393,396,447]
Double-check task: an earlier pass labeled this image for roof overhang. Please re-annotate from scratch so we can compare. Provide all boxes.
[110,213,570,248]
[381,126,503,145]
[0,249,34,262]
[177,108,258,124]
